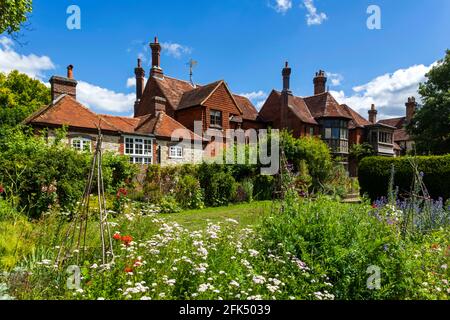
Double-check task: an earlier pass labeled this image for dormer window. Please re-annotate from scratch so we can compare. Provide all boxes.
[71,137,91,152]
[210,110,222,128]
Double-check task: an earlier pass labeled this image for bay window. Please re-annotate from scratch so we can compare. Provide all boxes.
[320,119,349,154]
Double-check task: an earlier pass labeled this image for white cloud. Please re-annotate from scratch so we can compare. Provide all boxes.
[126,76,148,88]
[270,0,293,14]
[161,42,192,59]
[327,72,343,86]
[77,81,135,114]
[302,0,327,26]
[0,36,55,79]
[239,90,268,110]
[330,63,435,119]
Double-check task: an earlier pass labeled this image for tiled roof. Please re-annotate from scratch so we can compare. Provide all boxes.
[270,91,318,125]
[153,76,195,109]
[25,95,118,132]
[340,104,371,129]
[303,92,353,119]
[178,80,223,110]
[378,117,405,130]
[25,94,203,141]
[153,76,257,121]
[232,95,259,121]
[394,128,411,142]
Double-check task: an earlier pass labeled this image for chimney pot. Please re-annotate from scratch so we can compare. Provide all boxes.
[313,70,327,95]
[406,96,417,123]
[282,61,292,94]
[67,65,74,79]
[150,37,163,77]
[368,104,378,124]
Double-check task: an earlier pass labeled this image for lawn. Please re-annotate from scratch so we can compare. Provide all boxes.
[163,201,275,230]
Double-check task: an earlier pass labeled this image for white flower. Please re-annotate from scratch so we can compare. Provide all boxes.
[230,280,240,287]
[248,249,259,257]
[140,296,151,300]
[252,275,266,285]
[90,263,98,269]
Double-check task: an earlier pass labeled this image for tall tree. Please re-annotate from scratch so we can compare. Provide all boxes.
[408,50,450,154]
[0,70,50,127]
[0,0,32,35]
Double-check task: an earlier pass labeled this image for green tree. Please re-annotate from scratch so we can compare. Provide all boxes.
[0,70,51,127]
[0,0,32,35]
[408,50,450,154]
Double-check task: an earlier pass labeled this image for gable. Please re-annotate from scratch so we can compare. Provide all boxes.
[259,90,281,124]
[202,82,242,115]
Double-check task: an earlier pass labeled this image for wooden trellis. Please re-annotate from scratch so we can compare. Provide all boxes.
[56,126,114,267]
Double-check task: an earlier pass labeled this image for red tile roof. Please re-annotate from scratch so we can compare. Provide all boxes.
[393,128,410,142]
[232,95,260,121]
[25,94,203,141]
[340,104,371,129]
[378,117,405,130]
[303,92,353,119]
[152,76,256,121]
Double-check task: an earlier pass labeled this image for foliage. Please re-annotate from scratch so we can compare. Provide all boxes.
[158,195,181,214]
[349,143,375,162]
[0,216,34,269]
[0,70,51,127]
[252,175,275,201]
[235,179,254,203]
[0,0,32,35]
[174,175,204,210]
[408,50,450,154]
[0,126,137,219]
[359,155,450,201]
[281,131,333,191]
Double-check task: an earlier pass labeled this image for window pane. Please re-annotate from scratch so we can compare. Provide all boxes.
[332,128,340,139]
[325,128,332,139]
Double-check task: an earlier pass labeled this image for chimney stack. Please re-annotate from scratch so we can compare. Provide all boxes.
[134,58,146,116]
[49,65,78,101]
[152,96,166,114]
[368,104,378,124]
[405,96,417,123]
[313,70,327,95]
[282,61,292,94]
[150,37,163,77]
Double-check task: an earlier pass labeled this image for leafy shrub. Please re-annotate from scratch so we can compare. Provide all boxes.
[175,175,204,209]
[0,126,137,218]
[207,171,238,207]
[359,155,450,201]
[281,131,333,191]
[159,195,181,214]
[253,175,275,201]
[235,179,254,203]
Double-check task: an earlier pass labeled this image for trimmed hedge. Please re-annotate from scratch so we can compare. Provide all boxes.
[359,155,450,201]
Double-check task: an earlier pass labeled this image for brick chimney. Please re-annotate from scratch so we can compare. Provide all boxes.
[282,61,292,94]
[405,96,417,123]
[49,65,78,101]
[152,96,166,114]
[150,37,163,77]
[281,62,292,128]
[368,104,378,124]
[313,70,327,95]
[134,58,145,115]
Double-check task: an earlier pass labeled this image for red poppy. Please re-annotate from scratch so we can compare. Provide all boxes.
[113,233,121,240]
[116,188,128,198]
[124,266,133,273]
[121,235,133,246]
[372,203,377,209]
[0,185,4,194]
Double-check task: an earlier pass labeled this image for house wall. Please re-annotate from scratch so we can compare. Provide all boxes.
[175,105,204,132]
[158,140,203,166]
[203,84,241,131]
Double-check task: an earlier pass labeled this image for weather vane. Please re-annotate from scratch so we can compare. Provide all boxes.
[186,58,198,87]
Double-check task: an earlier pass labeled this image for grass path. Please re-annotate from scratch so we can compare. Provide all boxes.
[162,201,275,230]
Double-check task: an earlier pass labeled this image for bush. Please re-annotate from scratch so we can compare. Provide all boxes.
[235,179,254,203]
[253,175,275,200]
[0,126,137,218]
[175,175,204,209]
[359,155,450,201]
[281,131,333,191]
[207,171,238,207]
[159,195,181,214]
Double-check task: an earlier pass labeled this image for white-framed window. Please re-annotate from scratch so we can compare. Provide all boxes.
[169,146,183,159]
[71,137,91,152]
[124,136,153,165]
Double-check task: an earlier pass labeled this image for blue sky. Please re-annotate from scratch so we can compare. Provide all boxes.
[1,0,449,118]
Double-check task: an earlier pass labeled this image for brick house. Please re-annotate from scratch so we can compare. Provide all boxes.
[259,62,399,173]
[134,38,265,137]
[24,65,205,166]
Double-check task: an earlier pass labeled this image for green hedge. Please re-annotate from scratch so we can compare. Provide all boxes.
[359,155,450,201]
